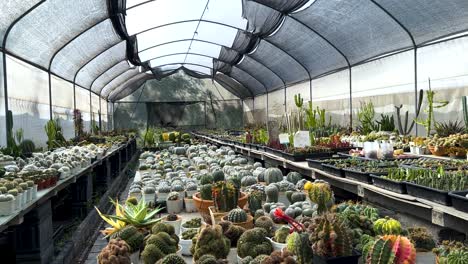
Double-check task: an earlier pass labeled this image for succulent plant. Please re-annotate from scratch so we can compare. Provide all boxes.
[253,209,265,221]
[307,181,334,215]
[97,238,131,264]
[191,225,230,261]
[166,213,179,221]
[171,184,184,192]
[365,235,416,264]
[143,186,155,194]
[286,171,302,184]
[212,170,225,182]
[226,208,248,223]
[274,225,290,243]
[433,240,468,264]
[200,184,213,200]
[158,185,171,193]
[181,228,198,240]
[247,190,263,215]
[265,184,279,203]
[155,253,185,264]
[195,254,228,264]
[200,174,214,185]
[212,181,239,212]
[408,227,436,252]
[151,222,179,243]
[219,221,246,247]
[182,218,202,228]
[125,196,138,205]
[254,216,275,237]
[185,182,197,191]
[237,227,273,258]
[110,225,144,253]
[373,216,402,235]
[241,176,257,187]
[0,194,14,202]
[286,232,313,264]
[264,168,283,185]
[167,192,179,201]
[142,232,178,264]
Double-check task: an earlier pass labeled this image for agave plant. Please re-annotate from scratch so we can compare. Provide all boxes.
[95,198,127,237]
[434,120,465,137]
[98,198,163,230]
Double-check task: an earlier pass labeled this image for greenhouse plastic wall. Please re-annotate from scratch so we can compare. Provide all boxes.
[51,75,75,140]
[0,52,5,147]
[245,36,468,135]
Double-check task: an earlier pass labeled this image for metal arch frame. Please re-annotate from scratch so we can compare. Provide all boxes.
[214,72,255,99]
[107,73,151,101]
[101,68,141,98]
[368,0,418,134]
[47,17,110,120]
[127,0,156,10]
[2,0,47,145]
[92,60,131,95]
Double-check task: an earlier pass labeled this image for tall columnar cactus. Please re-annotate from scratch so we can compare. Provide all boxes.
[366,235,416,264]
[415,85,449,137]
[237,228,273,258]
[308,213,353,258]
[247,190,263,215]
[226,208,248,223]
[286,232,313,264]
[395,89,423,136]
[308,181,334,215]
[265,184,279,203]
[6,110,14,148]
[192,225,230,261]
[294,94,304,108]
[463,96,468,132]
[213,181,239,212]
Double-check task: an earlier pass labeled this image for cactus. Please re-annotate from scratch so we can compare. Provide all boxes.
[395,89,424,136]
[265,184,279,203]
[241,176,257,187]
[373,216,402,235]
[219,221,246,247]
[286,232,313,264]
[212,181,239,212]
[200,184,213,200]
[264,168,283,185]
[97,238,131,264]
[415,85,449,137]
[142,232,178,264]
[125,196,138,205]
[158,185,171,193]
[155,253,185,264]
[143,186,155,194]
[226,208,248,223]
[192,225,230,261]
[366,235,416,264]
[19,139,35,154]
[151,222,179,243]
[253,209,265,221]
[247,191,263,215]
[212,170,225,182]
[463,96,468,132]
[290,191,306,203]
[110,225,144,253]
[254,216,274,236]
[167,192,179,201]
[286,171,302,184]
[307,213,353,258]
[307,181,334,215]
[274,225,290,243]
[181,228,198,240]
[171,184,184,192]
[196,254,228,264]
[185,182,197,191]
[294,94,304,108]
[182,218,202,228]
[408,227,435,252]
[166,213,178,221]
[237,227,273,258]
[200,174,214,185]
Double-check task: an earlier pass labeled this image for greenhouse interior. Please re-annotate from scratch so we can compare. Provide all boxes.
[1,0,468,263]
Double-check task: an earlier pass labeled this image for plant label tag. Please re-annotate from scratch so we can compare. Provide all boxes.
[279,133,289,144]
[294,131,310,148]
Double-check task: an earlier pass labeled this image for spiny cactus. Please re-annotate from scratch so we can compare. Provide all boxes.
[219,221,246,247]
[226,208,247,223]
[286,171,302,184]
[212,170,225,182]
[308,213,353,258]
[307,181,334,215]
[200,184,213,200]
[200,174,214,185]
[192,225,230,261]
[155,253,185,264]
[151,222,179,243]
[408,227,436,252]
[181,229,198,240]
[286,232,313,264]
[110,225,144,253]
[142,232,178,264]
[274,225,290,243]
[366,235,416,264]
[195,254,228,264]
[19,139,35,154]
[395,89,424,136]
[373,216,402,235]
[182,217,202,228]
[97,238,131,264]
[254,216,274,237]
[212,181,239,212]
[265,184,279,203]
[264,168,283,185]
[247,191,263,215]
[237,227,273,258]
[294,94,304,108]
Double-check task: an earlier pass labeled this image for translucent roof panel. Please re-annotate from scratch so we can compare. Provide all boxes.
[139,40,221,63]
[184,54,214,68]
[0,0,41,46]
[76,41,127,89]
[236,56,284,92]
[184,65,211,75]
[292,0,413,64]
[215,73,253,98]
[194,22,238,47]
[101,68,141,98]
[126,0,246,35]
[51,19,121,82]
[150,54,214,69]
[137,21,198,51]
[91,61,131,93]
[150,54,187,68]
[374,0,468,45]
[266,17,348,78]
[249,40,309,85]
[126,0,150,9]
[8,0,108,68]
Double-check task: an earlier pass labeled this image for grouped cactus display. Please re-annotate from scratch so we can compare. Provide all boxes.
[141,232,178,264]
[219,221,246,247]
[191,225,230,261]
[181,228,198,240]
[110,225,144,253]
[212,181,239,212]
[97,238,131,264]
[373,216,402,235]
[408,227,436,252]
[307,213,353,258]
[195,254,228,264]
[151,222,179,243]
[226,208,248,223]
[365,235,416,264]
[182,217,202,228]
[237,227,273,258]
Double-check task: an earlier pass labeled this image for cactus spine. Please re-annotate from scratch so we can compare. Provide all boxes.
[286,232,313,264]
[226,208,247,223]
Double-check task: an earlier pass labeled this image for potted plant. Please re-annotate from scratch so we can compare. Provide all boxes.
[432,240,468,264]
[362,235,416,264]
[163,213,182,235]
[110,225,144,263]
[97,238,131,264]
[237,227,273,262]
[179,228,198,256]
[191,225,230,262]
[218,220,246,262]
[171,183,185,200]
[141,226,180,263]
[8,188,20,210]
[192,184,214,222]
[166,192,183,214]
[143,186,156,204]
[181,218,202,233]
[157,185,171,202]
[184,196,197,213]
[221,208,254,229]
[185,182,198,198]
[268,225,289,251]
[408,227,436,261]
[0,194,15,216]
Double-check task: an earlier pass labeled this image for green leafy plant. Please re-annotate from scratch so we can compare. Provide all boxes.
[434,120,465,137]
[102,198,163,229]
[376,114,395,131]
[357,102,378,134]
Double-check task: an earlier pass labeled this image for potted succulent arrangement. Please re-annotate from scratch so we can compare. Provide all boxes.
[432,240,468,264]
[140,222,181,263]
[110,225,144,263]
[185,182,198,198]
[166,192,183,214]
[237,227,273,263]
[0,194,15,216]
[157,184,171,202]
[268,225,289,251]
[142,186,156,204]
[218,220,246,262]
[180,217,203,233]
[163,213,182,235]
[179,228,197,256]
[221,208,254,229]
[191,225,230,262]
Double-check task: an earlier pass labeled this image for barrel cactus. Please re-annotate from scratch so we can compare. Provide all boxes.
[212,170,225,182]
[142,232,178,264]
[307,181,334,215]
[241,176,257,187]
[373,216,402,235]
[365,235,416,264]
[97,238,131,264]
[286,232,313,264]
[19,140,36,154]
[274,226,290,243]
[254,216,274,236]
[237,228,273,258]
[264,168,283,184]
[155,253,185,264]
[171,184,184,192]
[265,184,279,203]
[226,208,248,223]
[200,184,213,200]
[286,171,302,184]
[192,225,230,261]
[111,225,144,253]
[200,174,213,185]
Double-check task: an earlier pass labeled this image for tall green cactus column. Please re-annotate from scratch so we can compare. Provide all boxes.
[463,96,467,132]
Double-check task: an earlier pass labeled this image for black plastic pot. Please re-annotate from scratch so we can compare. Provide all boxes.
[370,174,407,194]
[321,164,345,177]
[406,182,452,205]
[307,156,346,169]
[448,191,468,213]
[343,169,375,184]
[282,151,308,162]
[313,252,361,264]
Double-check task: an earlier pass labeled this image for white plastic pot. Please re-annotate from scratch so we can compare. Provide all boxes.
[164,215,182,234]
[184,198,197,213]
[186,190,197,198]
[179,237,193,256]
[166,199,183,214]
[157,192,168,202]
[0,199,15,216]
[267,237,287,252]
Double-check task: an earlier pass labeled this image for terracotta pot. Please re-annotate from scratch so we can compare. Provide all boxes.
[428,145,446,156]
[222,214,254,229]
[193,192,249,224]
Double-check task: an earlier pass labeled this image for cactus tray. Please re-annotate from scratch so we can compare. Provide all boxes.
[282,151,333,162]
[312,251,361,264]
[405,182,452,205]
[448,191,468,213]
[370,174,407,194]
[321,164,345,177]
[307,157,347,170]
[343,169,386,184]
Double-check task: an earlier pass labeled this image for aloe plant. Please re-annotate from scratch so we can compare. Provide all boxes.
[357,102,378,134]
[102,199,163,228]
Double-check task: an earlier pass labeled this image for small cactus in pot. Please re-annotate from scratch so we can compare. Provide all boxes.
[265,184,279,203]
[226,208,247,223]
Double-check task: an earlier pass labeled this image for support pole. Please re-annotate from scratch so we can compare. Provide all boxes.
[414,48,418,136]
[284,85,287,113]
[349,67,353,129]
[266,92,269,132]
[241,100,245,128]
[48,73,53,120]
